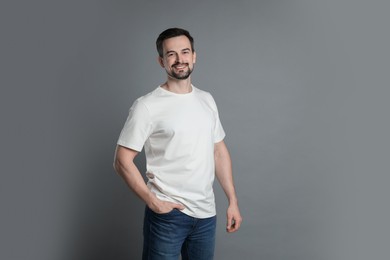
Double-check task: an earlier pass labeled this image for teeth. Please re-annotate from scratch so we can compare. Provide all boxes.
[174,64,187,69]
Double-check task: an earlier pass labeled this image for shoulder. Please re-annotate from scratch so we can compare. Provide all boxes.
[193,86,215,101]
[193,86,219,108]
[131,87,161,108]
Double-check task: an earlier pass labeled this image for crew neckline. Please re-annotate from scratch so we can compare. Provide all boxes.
[158,84,195,96]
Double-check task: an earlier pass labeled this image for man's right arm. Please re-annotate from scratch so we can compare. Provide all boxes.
[113,145,184,213]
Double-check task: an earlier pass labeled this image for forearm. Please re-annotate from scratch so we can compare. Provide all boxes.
[114,159,154,205]
[214,141,242,232]
[113,146,158,207]
[113,146,184,213]
[214,142,238,205]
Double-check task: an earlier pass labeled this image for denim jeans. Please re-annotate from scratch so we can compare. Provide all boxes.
[142,206,217,260]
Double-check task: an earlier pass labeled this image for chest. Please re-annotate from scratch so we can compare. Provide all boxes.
[150,98,215,138]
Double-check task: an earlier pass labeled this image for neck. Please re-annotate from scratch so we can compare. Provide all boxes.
[162,77,192,94]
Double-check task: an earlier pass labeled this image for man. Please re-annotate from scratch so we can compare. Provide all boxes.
[113,28,242,260]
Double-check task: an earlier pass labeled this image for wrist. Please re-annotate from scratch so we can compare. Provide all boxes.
[228,197,238,206]
[145,192,158,208]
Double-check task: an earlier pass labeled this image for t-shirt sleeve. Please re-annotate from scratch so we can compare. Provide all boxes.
[117,99,152,152]
[208,94,226,143]
[214,109,226,143]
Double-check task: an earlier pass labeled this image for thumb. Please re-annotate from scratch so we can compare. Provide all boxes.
[171,202,185,210]
[226,215,233,230]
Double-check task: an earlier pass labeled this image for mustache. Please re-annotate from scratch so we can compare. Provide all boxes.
[172,63,189,67]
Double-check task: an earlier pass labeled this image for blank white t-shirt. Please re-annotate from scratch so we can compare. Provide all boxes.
[117,85,225,218]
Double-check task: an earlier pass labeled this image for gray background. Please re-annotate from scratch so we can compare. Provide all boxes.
[1,0,389,259]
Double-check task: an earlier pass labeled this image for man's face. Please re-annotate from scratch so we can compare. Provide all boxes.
[159,35,196,80]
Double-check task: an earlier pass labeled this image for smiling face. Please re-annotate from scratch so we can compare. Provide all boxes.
[158,35,196,80]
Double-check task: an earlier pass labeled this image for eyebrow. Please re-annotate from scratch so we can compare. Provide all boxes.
[165,48,192,55]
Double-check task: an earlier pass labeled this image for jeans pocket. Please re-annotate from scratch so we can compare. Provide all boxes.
[148,206,179,216]
[154,208,177,216]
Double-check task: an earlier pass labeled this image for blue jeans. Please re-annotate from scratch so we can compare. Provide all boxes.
[142,206,217,260]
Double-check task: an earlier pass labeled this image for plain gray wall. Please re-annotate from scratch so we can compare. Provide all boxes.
[1,0,389,259]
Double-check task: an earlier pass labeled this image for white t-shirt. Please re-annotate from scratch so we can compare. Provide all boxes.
[117,85,225,218]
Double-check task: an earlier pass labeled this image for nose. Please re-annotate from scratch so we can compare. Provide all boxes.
[175,53,183,63]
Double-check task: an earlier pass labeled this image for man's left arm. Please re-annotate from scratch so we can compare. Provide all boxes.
[214,140,242,233]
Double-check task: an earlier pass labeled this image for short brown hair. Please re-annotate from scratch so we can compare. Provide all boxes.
[156,28,194,58]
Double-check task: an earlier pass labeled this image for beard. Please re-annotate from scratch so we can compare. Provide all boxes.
[167,63,194,80]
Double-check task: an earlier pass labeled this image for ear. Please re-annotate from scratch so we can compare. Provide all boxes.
[157,56,164,68]
[193,51,197,64]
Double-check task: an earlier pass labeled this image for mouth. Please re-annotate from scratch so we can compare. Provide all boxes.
[173,63,188,70]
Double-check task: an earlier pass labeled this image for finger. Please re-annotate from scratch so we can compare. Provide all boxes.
[226,215,233,231]
[230,217,242,232]
[171,202,185,210]
[231,220,240,232]
[176,204,185,210]
[227,221,236,233]
[226,215,242,233]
